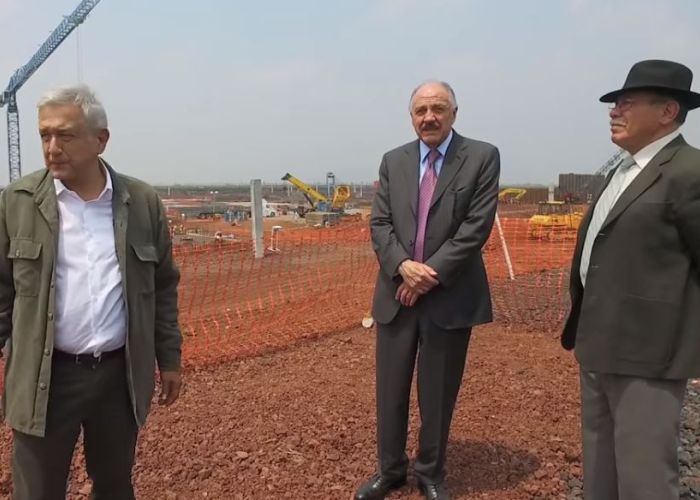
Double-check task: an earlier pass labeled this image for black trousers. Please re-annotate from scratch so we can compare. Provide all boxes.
[376,306,471,484]
[12,353,138,500]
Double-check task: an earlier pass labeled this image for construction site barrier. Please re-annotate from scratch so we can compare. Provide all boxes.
[0,204,579,386]
[175,220,377,366]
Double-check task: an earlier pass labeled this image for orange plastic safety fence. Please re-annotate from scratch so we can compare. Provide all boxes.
[0,207,579,385]
[173,208,576,367]
[484,213,576,333]
[174,221,378,367]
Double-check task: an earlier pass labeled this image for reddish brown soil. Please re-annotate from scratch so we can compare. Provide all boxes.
[1,325,581,499]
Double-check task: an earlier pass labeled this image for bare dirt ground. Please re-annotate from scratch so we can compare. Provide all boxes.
[1,325,581,499]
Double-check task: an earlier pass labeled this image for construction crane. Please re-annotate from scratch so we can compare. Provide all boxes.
[593,149,626,178]
[0,0,102,183]
[281,172,351,212]
[574,148,626,203]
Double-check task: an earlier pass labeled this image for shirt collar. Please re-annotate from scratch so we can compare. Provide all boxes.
[631,129,681,169]
[54,159,113,201]
[420,130,453,163]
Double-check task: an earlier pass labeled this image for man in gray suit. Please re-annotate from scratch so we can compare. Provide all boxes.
[355,81,500,500]
[562,59,700,499]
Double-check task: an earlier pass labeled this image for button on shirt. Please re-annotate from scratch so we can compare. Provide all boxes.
[53,166,127,355]
[579,129,681,286]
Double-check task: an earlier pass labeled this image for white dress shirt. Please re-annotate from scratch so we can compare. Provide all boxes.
[54,164,127,355]
[580,129,681,286]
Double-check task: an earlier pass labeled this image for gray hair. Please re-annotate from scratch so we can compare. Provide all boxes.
[409,80,458,112]
[37,84,108,130]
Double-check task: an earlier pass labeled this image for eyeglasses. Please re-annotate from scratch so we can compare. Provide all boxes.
[608,97,666,112]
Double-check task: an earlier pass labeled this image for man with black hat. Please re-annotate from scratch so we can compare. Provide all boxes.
[562,59,700,499]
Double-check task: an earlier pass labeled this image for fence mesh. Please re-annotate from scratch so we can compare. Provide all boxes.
[0,204,578,387]
[176,221,378,366]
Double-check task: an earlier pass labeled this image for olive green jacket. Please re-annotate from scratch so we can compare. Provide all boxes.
[0,162,181,436]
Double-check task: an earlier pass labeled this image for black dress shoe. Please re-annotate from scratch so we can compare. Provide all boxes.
[354,474,407,500]
[417,480,451,500]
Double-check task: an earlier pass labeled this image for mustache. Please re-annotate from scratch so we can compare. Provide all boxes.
[421,123,440,131]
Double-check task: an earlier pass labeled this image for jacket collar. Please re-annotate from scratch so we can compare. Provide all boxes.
[600,134,686,231]
[27,158,130,234]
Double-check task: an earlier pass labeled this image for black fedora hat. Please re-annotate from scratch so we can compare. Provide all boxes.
[600,59,700,110]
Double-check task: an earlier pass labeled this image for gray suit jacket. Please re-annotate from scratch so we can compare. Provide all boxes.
[370,132,500,328]
[562,135,700,379]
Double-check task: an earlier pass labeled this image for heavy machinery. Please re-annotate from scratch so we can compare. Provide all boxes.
[281,172,351,212]
[527,201,584,240]
[0,0,102,183]
[498,188,527,203]
[282,172,355,226]
[528,149,625,240]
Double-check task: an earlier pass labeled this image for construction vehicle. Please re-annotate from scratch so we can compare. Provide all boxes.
[527,201,583,240]
[281,172,354,226]
[528,150,625,239]
[498,188,527,203]
[281,172,351,212]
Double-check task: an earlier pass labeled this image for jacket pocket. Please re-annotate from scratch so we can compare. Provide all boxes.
[131,244,158,293]
[615,294,679,365]
[7,239,42,297]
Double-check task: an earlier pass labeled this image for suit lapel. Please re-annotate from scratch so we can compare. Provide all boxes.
[600,135,685,231]
[403,141,420,217]
[430,133,467,209]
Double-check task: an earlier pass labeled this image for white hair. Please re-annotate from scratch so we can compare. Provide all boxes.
[37,84,108,130]
[408,80,458,112]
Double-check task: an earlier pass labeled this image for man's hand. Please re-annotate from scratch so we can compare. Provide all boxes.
[395,282,421,307]
[159,370,182,406]
[398,260,439,294]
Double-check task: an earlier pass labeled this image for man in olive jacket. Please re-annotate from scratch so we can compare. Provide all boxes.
[0,84,181,500]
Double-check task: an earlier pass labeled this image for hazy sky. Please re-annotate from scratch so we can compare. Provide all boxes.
[1,0,699,186]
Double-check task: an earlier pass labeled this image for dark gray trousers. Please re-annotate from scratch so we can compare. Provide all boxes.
[376,306,471,484]
[12,354,138,500]
[580,369,687,500]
